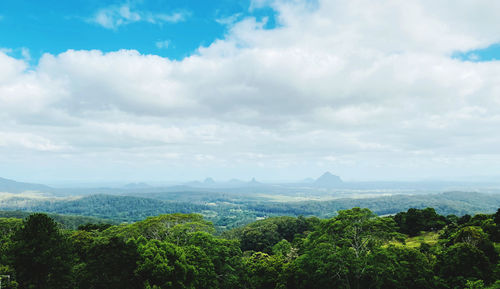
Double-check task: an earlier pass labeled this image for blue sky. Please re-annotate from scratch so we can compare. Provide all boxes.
[454,43,500,62]
[0,0,277,61]
[1,0,498,63]
[2,0,500,184]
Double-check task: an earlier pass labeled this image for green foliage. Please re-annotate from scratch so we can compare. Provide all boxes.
[4,191,500,232]
[12,194,210,223]
[185,231,243,289]
[1,208,499,289]
[242,252,283,289]
[466,280,486,289]
[102,213,213,241]
[237,216,315,253]
[77,223,112,231]
[284,242,345,289]
[367,246,436,289]
[437,243,494,288]
[486,280,500,289]
[135,238,194,289]
[394,207,446,236]
[0,218,22,271]
[183,245,218,289]
[0,210,115,229]
[76,236,141,289]
[294,208,404,289]
[12,213,74,289]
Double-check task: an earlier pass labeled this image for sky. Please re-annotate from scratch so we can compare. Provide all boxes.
[1,0,500,185]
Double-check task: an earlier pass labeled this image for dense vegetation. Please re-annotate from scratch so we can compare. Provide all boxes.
[0,210,116,229]
[0,207,499,289]
[2,191,500,231]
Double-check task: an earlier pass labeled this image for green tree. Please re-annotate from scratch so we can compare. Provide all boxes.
[12,213,74,289]
[394,208,446,236]
[82,237,141,289]
[242,252,284,289]
[186,231,243,289]
[135,238,194,289]
[284,242,345,289]
[288,208,402,289]
[238,216,315,253]
[437,243,494,288]
[453,226,498,266]
[240,222,280,253]
[367,246,436,289]
[183,245,217,289]
[0,217,22,285]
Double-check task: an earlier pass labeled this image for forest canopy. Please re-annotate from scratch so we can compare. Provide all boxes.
[0,207,499,289]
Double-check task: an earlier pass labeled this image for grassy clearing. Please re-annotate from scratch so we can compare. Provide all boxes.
[405,231,440,248]
[387,231,440,248]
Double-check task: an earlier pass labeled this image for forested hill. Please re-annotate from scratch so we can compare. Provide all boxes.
[246,191,500,217]
[0,207,499,288]
[0,210,115,229]
[0,194,211,222]
[1,191,499,231]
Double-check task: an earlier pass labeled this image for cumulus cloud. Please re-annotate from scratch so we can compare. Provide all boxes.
[2,0,500,181]
[91,4,187,29]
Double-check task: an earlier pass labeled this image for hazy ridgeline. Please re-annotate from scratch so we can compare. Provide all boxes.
[2,175,500,230]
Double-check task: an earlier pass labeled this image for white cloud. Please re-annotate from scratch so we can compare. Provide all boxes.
[20,47,30,61]
[150,12,186,23]
[155,40,170,49]
[91,4,187,29]
[0,132,68,152]
[3,0,500,181]
[215,13,243,26]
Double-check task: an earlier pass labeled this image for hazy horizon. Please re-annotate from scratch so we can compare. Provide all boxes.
[4,172,500,188]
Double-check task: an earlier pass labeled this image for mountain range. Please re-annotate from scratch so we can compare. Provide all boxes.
[0,177,52,194]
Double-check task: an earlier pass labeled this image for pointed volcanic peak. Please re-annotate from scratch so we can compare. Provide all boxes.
[314,172,343,188]
[248,177,264,187]
[203,177,216,185]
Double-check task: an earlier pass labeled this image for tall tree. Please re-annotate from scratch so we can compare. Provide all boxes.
[81,237,141,289]
[13,213,74,289]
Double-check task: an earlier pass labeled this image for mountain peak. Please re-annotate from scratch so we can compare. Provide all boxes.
[314,172,343,187]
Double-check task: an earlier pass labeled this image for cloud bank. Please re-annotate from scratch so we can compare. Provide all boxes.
[2,0,500,182]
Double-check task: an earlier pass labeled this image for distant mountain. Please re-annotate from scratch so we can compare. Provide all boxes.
[314,172,343,187]
[248,178,263,186]
[123,182,151,189]
[203,178,216,185]
[0,177,52,193]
